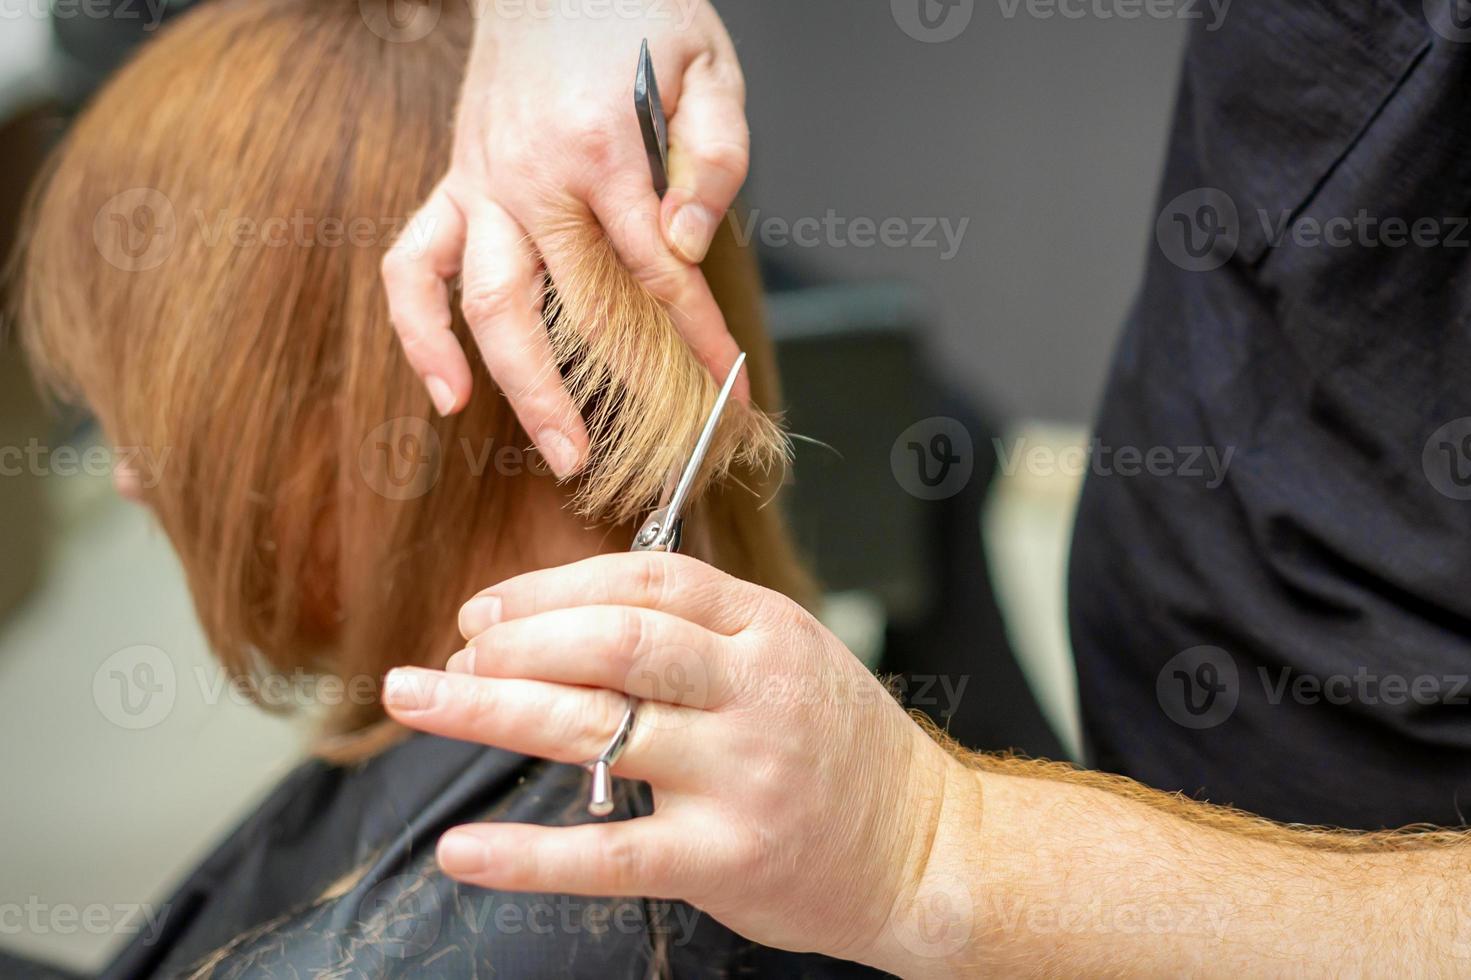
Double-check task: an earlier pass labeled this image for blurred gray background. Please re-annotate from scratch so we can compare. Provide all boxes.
[722,0,1187,422]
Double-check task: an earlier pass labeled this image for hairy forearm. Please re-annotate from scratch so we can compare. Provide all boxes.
[870,737,1471,978]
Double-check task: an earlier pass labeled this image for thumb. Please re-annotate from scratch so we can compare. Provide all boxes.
[661,52,749,264]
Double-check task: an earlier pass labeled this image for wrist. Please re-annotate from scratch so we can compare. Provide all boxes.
[863,752,1087,978]
[860,739,990,980]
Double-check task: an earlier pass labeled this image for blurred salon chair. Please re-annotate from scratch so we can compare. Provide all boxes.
[765,272,1064,760]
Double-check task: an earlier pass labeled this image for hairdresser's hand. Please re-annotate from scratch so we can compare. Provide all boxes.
[382,553,977,975]
[382,3,748,478]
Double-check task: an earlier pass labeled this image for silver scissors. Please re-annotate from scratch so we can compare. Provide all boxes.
[582,43,734,817]
[585,351,747,816]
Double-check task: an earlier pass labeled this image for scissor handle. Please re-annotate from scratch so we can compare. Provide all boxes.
[585,692,638,818]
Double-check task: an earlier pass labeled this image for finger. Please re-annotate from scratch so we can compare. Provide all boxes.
[448,605,730,711]
[382,667,706,786]
[662,51,749,265]
[457,551,763,639]
[437,814,707,899]
[381,185,472,416]
[460,199,589,479]
[588,180,749,403]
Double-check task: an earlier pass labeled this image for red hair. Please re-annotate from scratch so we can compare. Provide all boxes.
[17,0,811,757]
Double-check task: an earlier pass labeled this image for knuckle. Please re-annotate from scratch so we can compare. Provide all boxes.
[602,832,649,891]
[527,575,553,619]
[631,257,689,298]
[692,139,749,184]
[380,247,409,284]
[460,277,518,329]
[632,555,673,609]
[458,680,500,732]
[564,108,617,164]
[710,57,747,101]
[613,606,649,661]
[718,650,756,708]
[554,689,619,753]
[380,246,438,302]
[504,842,539,891]
[747,583,799,633]
[747,754,790,806]
[495,139,536,179]
[605,205,663,259]
[395,326,435,362]
[726,825,766,881]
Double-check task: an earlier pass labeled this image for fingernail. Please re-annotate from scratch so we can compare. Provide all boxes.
[383,668,437,711]
[426,376,456,417]
[445,647,476,674]
[670,203,716,264]
[438,831,490,874]
[459,595,502,638]
[536,427,580,480]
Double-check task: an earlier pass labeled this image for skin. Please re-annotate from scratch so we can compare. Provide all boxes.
[381,0,751,479]
[377,5,1471,972]
[383,552,1471,978]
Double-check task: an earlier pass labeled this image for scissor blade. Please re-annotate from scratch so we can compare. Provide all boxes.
[663,353,747,527]
[634,38,670,198]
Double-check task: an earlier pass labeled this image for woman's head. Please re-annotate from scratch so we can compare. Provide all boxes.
[17,0,809,751]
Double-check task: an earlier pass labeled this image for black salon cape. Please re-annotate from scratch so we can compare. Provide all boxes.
[100,734,885,978]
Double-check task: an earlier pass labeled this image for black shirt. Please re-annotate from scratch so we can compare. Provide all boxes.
[1069,1,1471,829]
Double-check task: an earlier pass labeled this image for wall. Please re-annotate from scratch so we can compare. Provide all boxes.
[719,0,1190,422]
